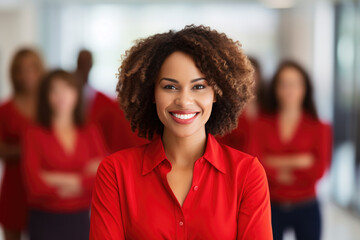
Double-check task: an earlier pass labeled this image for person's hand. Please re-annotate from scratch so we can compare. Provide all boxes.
[84,159,101,175]
[56,174,83,198]
[293,153,314,169]
[41,171,83,198]
[277,168,295,185]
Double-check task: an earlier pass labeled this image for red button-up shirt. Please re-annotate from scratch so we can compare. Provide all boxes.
[90,133,272,239]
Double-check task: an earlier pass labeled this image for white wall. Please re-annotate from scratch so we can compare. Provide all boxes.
[276,1,335,122]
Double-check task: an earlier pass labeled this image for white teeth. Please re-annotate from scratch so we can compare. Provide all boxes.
[171,113,197,120]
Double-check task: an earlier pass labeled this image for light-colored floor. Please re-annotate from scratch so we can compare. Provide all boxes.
[282,200,360,240]
[0,164,360,240]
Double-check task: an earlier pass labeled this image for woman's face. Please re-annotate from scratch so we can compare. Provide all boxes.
[49,78,78,118]
[276,67,305,110]
[16,55,43,92]
[154,51,216,138]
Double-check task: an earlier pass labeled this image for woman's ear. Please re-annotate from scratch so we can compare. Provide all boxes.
[213,93,217,103]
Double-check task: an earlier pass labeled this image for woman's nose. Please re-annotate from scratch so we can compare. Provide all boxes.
[175,89,193,107]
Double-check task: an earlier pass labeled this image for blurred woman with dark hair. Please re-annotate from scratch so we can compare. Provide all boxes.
[217,57,268,152]
[75,49,149,153]
[0,48,44,240]
[22,70,107,240]
[249,61,332,240]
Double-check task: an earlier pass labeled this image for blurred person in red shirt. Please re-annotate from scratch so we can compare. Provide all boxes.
[75,49,149,153]
[89,25,273,240]
[217,57,268,152]
[0,48,45,240]
[249,61,332,240]
[22,70,107,240]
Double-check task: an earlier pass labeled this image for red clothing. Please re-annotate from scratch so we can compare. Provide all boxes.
[249,112,332,203]
[86,89,149,153]
[22,124,107,212]
[0,99,33,230]
[217,112,253,152]
[90,133,272,240]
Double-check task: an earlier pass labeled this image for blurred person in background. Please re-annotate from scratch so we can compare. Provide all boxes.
[0,48,45,240]
[22,70,107,240]
[249,61,332,240]
[217,57,268,152]
[75,49,149,153]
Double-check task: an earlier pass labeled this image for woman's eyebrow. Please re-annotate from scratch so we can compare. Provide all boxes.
[191,78,206,83]
[160,78,178,83]
[159,77,206,83]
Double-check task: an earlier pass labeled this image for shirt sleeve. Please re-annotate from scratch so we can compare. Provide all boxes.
[237,157,273,240]
[90,157,125,240]
[89,124,109,157]
[81,124,109,191]
[22,128,59,200]
[295,122,333,183]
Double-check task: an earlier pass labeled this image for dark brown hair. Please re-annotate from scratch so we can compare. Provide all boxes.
[268,60,318,119]
[37,69,84,128]
[117,25,254,140]
[10,48,45,94]
[248,56,268,112]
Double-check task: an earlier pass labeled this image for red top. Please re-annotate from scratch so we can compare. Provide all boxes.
[87,90,149,153]
[90,133,272,240]
[248,112,332,203]
[0,99,33,230]
[217,112,253,152]
[22,124,107,212]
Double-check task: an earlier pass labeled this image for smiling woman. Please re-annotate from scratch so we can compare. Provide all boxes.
[90,25,273,240]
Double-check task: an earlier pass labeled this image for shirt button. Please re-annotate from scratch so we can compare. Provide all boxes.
[193,185,199,191]
[179,221,184,227]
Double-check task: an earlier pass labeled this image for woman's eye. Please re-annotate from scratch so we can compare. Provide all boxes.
[163,85,177,90]
[193,85,206,90]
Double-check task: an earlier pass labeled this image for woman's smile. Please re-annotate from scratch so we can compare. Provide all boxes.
[168,110,200,124]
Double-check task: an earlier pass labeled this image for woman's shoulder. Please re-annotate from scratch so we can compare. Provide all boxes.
[98,143,150,171]
[252,112,276,128]
[218,142,267,190]
[0,98,15,116]
[217,140,264,174]
[302,112,332,133]
[24,124,52,141]
[78,122,101,135]
[0,98,12,109]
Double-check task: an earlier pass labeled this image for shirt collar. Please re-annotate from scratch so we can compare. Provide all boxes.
[142,133,227,175]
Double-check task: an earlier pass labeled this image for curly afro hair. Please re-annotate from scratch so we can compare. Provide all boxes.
[117,25,254,140]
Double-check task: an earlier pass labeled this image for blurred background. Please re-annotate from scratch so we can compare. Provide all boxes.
[0,0,359,239]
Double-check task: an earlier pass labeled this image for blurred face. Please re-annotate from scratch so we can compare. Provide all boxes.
[16,55,43,92]
[49,78,78,118]
[154,51,216,138]
[77,51,93,84]
[276,67,305,110]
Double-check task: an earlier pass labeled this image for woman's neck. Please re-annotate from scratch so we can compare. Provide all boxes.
[162,128,207,169]
[279,106,302,119]
[52,114,75,130]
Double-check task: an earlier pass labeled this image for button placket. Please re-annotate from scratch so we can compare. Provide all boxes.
[175,208,186,239]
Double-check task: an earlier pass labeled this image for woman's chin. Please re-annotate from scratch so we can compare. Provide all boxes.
[164,125,205,139]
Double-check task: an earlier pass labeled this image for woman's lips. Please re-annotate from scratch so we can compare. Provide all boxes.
[169,111,200,124]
